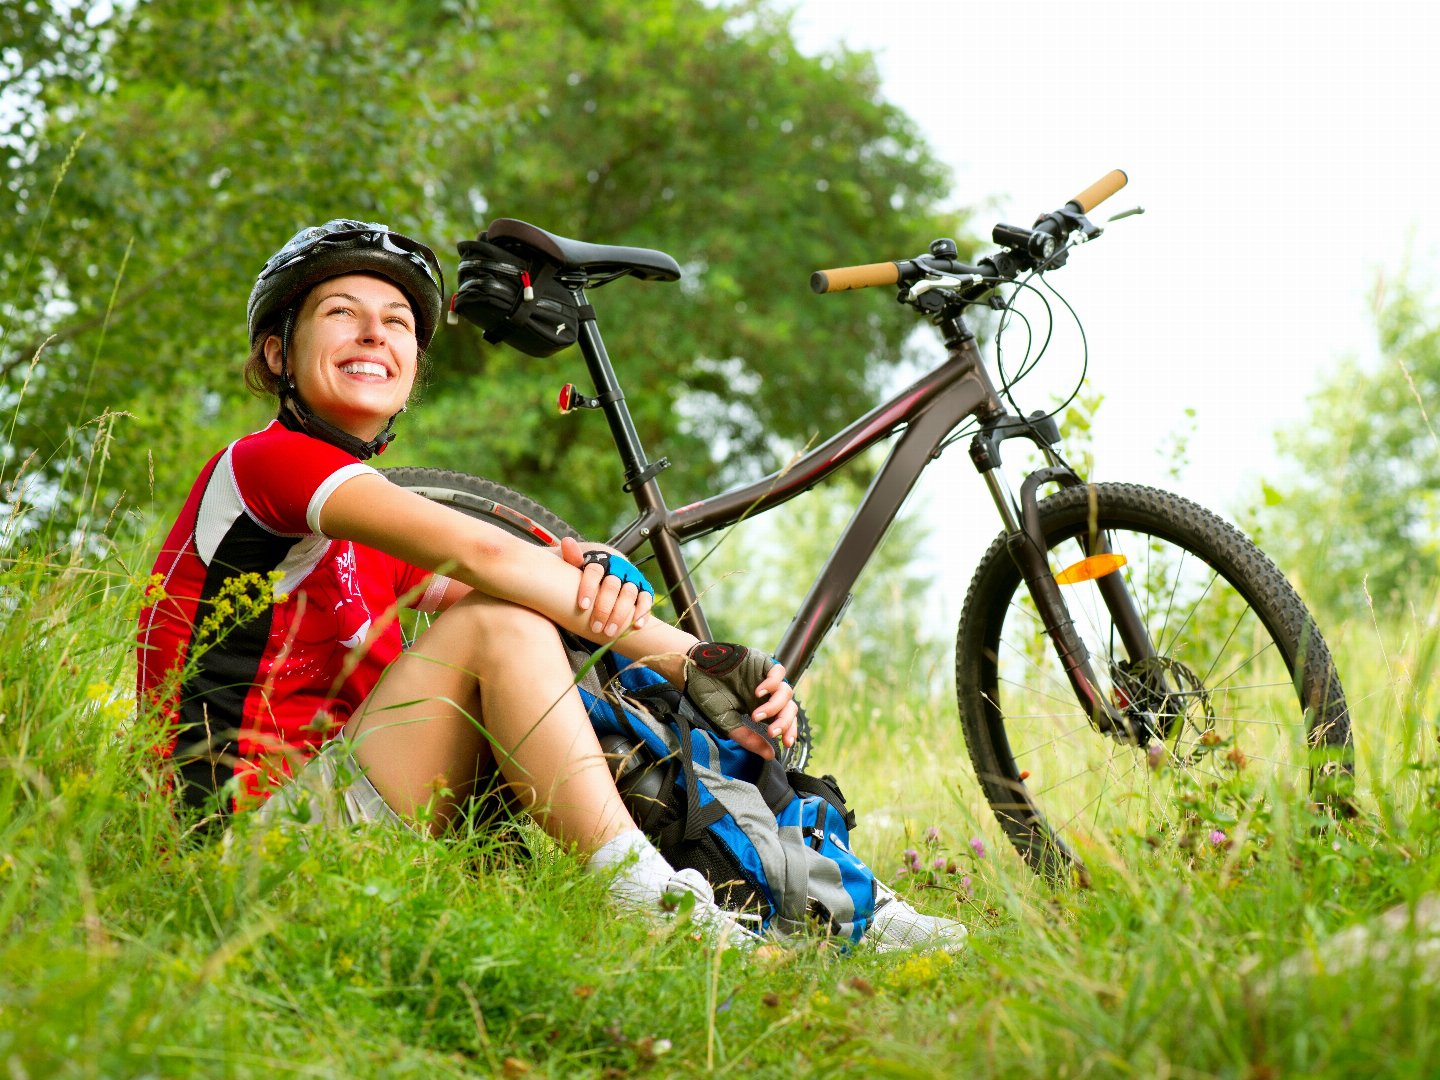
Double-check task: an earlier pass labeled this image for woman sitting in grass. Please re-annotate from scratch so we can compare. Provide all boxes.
[136,218,964,951]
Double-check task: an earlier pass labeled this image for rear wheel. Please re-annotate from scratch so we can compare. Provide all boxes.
[382,467,814,769]
[955,482,1351,880]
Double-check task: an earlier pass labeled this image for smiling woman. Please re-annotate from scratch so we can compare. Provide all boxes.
[267,274,420,440]
[130,217,888,947]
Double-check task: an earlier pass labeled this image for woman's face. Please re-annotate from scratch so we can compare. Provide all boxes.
[264,273,419,439]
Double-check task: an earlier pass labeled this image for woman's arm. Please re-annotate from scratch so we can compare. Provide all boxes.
[321,472,796,753]
[326,474,675,676]
[430,538,652,638]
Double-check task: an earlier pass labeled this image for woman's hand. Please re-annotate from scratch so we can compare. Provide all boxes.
[685,642,798,761]
[731,660,798,761]
[560,536,654,639]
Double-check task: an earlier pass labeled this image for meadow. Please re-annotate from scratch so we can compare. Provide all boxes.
[4,476,1440,1079]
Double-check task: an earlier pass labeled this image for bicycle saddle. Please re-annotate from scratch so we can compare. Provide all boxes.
[486,218,682,283]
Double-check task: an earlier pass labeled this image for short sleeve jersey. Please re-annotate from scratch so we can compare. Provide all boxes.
[137,420,448,807]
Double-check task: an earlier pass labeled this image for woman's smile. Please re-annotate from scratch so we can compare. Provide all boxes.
[338,358,392,381]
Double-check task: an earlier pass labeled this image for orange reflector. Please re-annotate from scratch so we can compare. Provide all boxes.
[1054,553,1128,585]
[1019,770,1031,781]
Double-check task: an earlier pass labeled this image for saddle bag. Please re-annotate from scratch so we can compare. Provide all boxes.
[452,234,586,357]
[567,637,877,942]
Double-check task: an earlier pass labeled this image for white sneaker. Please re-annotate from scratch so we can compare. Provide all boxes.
[659,868,765,948]
[867,891,968,953]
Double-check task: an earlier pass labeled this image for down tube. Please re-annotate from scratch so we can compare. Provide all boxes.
[776,375,991,681]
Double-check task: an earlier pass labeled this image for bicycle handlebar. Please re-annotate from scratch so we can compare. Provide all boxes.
[810,261,900,294]
[811,170,1129,295]
[1067,169,1128,214]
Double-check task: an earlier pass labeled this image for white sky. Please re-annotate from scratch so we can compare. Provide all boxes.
[787,0,1440,629]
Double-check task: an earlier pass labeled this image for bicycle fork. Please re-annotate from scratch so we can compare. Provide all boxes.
[972,418,1157,741]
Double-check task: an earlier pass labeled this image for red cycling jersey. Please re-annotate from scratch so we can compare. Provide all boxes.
[137,420,448,809]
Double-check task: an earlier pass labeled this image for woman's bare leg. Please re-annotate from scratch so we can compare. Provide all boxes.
[344,591,636,851]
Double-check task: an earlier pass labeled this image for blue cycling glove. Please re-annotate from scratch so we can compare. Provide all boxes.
[581,550,655,597]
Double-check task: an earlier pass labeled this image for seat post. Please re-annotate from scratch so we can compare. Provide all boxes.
[574,294,664,502]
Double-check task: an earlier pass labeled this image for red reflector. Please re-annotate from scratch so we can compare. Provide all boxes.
[557,383,574,413]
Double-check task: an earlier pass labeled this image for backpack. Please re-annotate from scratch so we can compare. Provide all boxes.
[567,637,877,942]
[452,234,584,357]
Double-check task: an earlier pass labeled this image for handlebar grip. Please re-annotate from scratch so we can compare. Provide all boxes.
[1068,169,1128,214]
[810,261,900,294]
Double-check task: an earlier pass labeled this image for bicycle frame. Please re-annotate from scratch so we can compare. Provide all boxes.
[577,295,1152,720]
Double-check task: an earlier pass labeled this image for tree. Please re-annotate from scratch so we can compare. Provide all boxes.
[1260,275,1440,618]
[2,0,958,543]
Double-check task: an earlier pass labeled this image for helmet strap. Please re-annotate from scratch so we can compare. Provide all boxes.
[274,306,402,461]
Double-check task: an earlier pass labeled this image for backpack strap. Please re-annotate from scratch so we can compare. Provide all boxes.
[787,771,857,831]
[755,759,797,817]
[628,682,799,836]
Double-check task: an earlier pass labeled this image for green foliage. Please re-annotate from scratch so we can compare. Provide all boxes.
[3,420,1440,1077]
[1260,275,1440,618]
[3,0,955,542]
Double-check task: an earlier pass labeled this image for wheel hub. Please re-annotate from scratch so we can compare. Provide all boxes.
[1111,655,1216,759]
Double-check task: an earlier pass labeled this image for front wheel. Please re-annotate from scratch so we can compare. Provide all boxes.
[381,467,814,770]
[956,482,1351,880]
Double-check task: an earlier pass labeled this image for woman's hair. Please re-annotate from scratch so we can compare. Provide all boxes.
[243,324,283,398]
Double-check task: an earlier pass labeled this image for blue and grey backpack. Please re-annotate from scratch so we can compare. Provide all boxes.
[567,637,877,942]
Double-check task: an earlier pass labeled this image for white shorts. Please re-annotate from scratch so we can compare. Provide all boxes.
[255,737,410,832]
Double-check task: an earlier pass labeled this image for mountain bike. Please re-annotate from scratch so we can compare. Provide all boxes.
[385,170,1352,880]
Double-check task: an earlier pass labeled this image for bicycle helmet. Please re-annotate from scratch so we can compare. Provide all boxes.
[247,220,445,459]
[248,219,445,349]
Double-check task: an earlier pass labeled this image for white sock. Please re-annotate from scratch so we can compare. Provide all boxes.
[587,829,676,907]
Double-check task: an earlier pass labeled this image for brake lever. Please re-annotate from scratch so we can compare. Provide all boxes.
[907,274,978,301]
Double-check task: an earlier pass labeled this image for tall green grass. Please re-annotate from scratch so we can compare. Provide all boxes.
[6,431,1440,1077]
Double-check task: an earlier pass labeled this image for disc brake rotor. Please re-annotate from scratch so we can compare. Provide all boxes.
[1111,655,1219,763]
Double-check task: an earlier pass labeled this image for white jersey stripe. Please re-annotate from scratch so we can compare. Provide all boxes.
[307,462,378,536]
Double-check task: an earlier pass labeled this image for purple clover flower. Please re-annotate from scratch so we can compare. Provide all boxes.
[933,856,947,871]
[1209,829,1227,846]
[969,837,986,859]
[924,825,941,844]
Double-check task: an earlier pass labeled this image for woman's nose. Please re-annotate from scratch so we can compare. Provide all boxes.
[357,311,386,344]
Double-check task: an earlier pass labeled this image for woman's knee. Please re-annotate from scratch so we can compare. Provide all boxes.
[446,591,564,649]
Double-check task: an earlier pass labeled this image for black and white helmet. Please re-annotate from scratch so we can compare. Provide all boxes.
[247,219,445,349]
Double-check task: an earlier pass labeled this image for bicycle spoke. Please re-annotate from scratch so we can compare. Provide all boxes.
[1010,721,1101,760]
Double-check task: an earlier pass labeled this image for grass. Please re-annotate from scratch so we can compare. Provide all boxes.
[7,492,1440,1078]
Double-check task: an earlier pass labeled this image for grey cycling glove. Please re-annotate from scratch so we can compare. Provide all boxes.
[684,641,773,735]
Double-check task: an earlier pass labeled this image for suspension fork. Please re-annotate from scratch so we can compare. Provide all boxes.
[972,426,1154,737]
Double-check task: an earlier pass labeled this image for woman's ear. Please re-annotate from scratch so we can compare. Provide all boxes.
[263,335,284,378]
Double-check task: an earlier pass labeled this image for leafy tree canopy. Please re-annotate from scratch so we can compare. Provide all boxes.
[1261,275,1440,618]
[2,0,957,541]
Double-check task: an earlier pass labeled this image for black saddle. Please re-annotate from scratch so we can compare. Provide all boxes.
[486,218,681,283]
